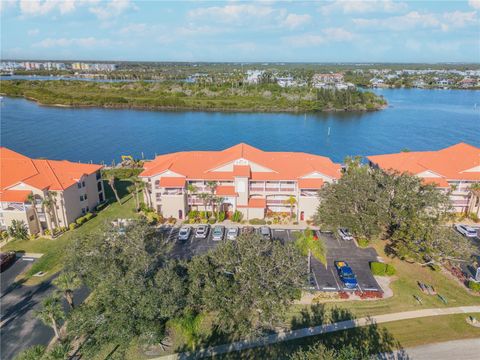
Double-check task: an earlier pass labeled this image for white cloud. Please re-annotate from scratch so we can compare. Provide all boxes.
[188,4,277,25]
[119,23,147,34]
[34,37,111,48]
[442,11,478,29]
[353,11,440,30]
[284,27,355,47]
[469,0,480,10]
[27,28,40,36]
[89,0,133,20]
[354,10,478,32]
[281,13,311,29]
[320,0,407,15]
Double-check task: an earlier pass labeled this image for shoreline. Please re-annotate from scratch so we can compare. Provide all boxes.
[0,94,387,114]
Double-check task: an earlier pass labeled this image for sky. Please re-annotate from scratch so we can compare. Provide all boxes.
[1,0,479,63]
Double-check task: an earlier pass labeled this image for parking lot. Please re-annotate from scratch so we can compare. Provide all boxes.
[157,224,382,292]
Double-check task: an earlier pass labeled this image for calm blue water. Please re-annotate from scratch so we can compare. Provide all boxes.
[1,88,479,164]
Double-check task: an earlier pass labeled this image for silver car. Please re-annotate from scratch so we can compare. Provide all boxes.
[195,225,210,239]
[455,224,478,238]
[212,226,225,241]
[338,228,354,241]
[226,227,239,240]
[258,226,271,240]
[178,226,191,241]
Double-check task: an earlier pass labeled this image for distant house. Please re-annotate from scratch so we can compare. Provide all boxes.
[312,73,344,85]
[435,78,452,86]
[367,143,480,214]
[413,79,426,88]
[245,70,265,84]
[459,77,477,88]
[369,78,385,87]
[276,77,295,87]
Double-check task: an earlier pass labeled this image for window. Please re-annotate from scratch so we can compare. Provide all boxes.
[82,181,86,187]
[86,206,89,212]
[80,195,84,201]
[96,171,101,180]
[77,182,82,189]
[84,194,88,200]
[97,182,102,191]
[99,193,104,202]
[81,208,86,214]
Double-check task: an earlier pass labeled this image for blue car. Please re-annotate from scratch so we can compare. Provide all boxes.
[334,261,358,289]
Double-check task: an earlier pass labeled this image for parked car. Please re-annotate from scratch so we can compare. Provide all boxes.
[195,225,210,239]
[226,227,239,240]
[0,251,16,272]
[212,226,225,241]
[258,226,271,240]
[334,261,358,289]
[241,226,255,235]
[178,226,191,241]
[338,228,354,241]
[454,224,478,238]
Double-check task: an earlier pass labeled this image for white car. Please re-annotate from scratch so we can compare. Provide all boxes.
[212,226,225,241]
[195,225,210,239]
[226,227,239,240]
[455,224,478,238]
[338,228,354,241]
[178,226,191,241]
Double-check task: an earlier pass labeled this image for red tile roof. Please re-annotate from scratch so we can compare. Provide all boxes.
[233,165,251,177]
[421,177,450,188]
[140,143,341,182]
[298,178,324,189]
[0,190,32,203]
[215,186,237,196]
[238,197,267,208]
[159,177,185,188]
[1,147,102,194]
[367,143,480,182]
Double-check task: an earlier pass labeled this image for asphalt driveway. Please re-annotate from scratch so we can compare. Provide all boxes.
[1,255,88,360]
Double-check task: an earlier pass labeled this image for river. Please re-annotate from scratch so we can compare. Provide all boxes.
[1,88,479,164]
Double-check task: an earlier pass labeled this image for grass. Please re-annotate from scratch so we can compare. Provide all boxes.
[2,180,139,285]
[293,229,326,265]
[220,313,480,359]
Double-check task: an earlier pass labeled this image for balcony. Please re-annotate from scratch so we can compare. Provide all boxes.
[162,190,184,196]
[266,199,289,205]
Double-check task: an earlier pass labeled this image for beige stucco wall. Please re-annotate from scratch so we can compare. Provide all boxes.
[298,196,319,221]
[160,195,187,219]
[0,206,39,235]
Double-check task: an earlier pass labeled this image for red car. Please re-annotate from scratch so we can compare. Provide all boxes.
[0,251,16,272]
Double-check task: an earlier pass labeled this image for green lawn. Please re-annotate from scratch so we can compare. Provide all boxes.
[2,180,139,285]
[219,313,480,359]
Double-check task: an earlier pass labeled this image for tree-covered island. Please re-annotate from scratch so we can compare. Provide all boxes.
[0,80,386,113]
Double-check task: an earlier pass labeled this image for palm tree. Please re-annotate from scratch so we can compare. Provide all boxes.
[34,294,65,340]
[53,272,82,310]
[106,174,122,205]
[7,220,29,240]
[42,191,59,231]
[198,192,210,213]
[127,184,139,212]
[206,181,218,214]
[27,192,43,236]
[468,183,480,216]
[144,181,152,209]
[284,195,297,221]
[48,191,60,227]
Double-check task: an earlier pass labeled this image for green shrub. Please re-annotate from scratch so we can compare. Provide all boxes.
[293,221,299,225]
[249,218,266,225]
[217,211,226,222]
[76,217,85,225]
[188,210,199,220]
[84,212,94,221]
[44,229,51,236]
[69,223,77,231]
[357,238,369,248]
[208,218,216,225]
[385,264,396,276]
[468,280,480,292]
[266,221,272,225]
[469,212,479,223]
[370,262,387,276]
[189,218,196,224]
[232,210,243,222]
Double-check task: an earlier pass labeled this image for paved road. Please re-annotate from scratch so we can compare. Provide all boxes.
[382,338,480,360]
[155,306,480,359]
[0,256,89,360]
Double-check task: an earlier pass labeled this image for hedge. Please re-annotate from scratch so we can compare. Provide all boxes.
[249,218,266,225]
[468,280,480,292]
[370,262,396,276]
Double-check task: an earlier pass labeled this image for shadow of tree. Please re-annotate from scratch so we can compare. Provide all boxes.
[213,307,409,360]
[103,179,133,203]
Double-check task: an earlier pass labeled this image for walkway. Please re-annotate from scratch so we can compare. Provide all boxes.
[385,338,480,360]
[155,306,480,359]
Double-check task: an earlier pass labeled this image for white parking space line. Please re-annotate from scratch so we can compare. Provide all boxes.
[21,258,35,261]
[357,284,363,292]
[311,269,320,290]
[330,268,341,290]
